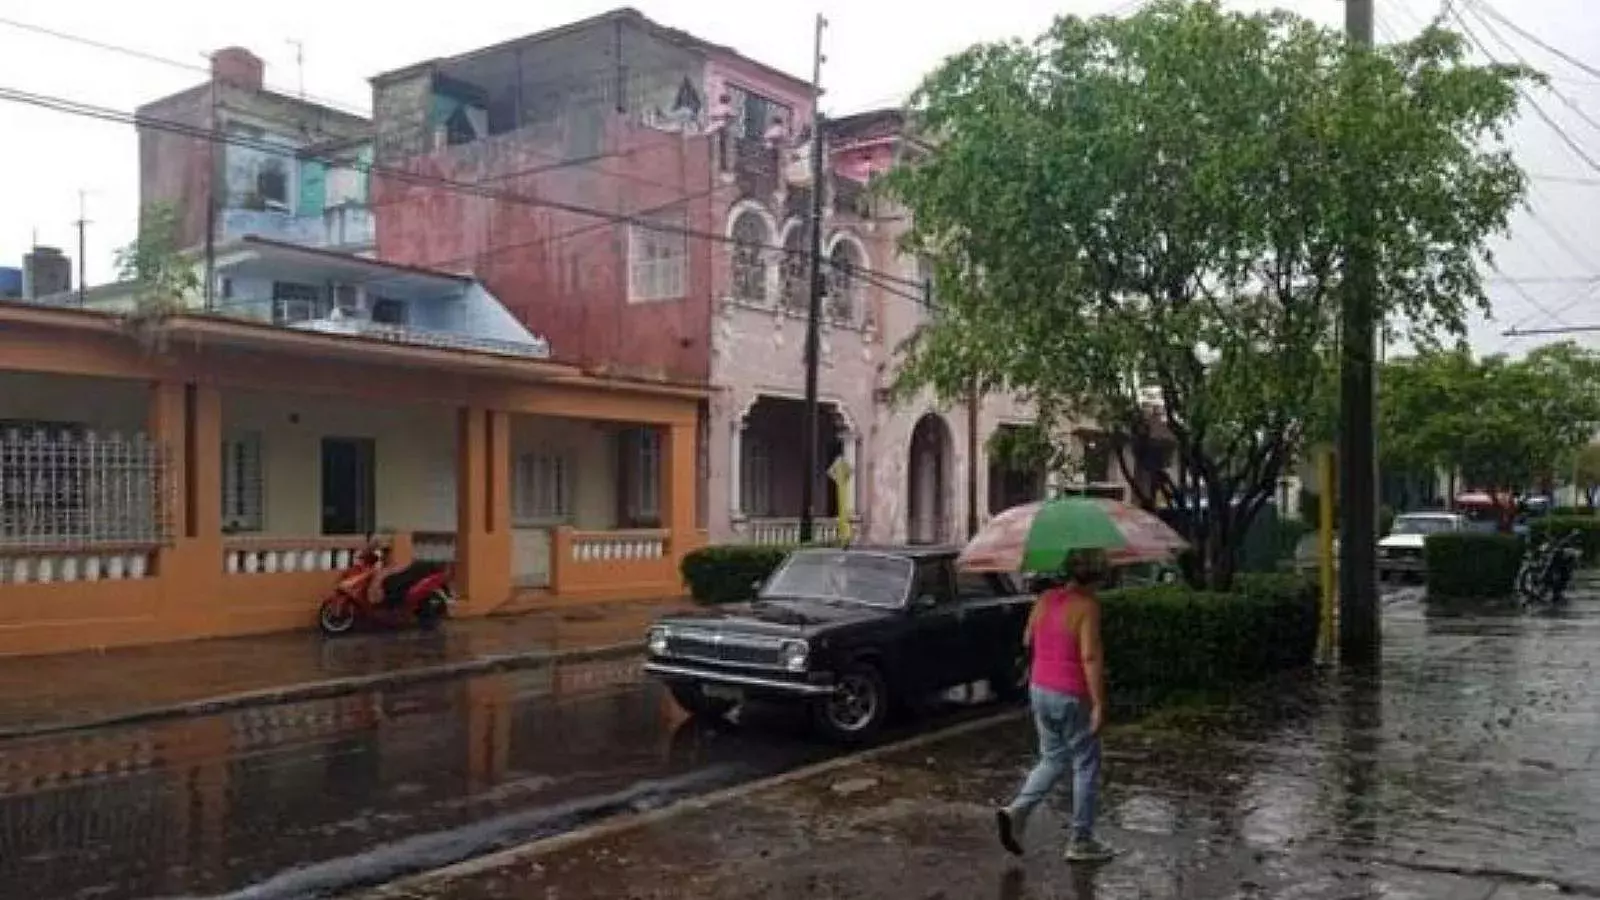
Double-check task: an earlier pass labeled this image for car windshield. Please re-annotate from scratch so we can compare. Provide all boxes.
[1391,516,1455,535]
[761,551,913,608]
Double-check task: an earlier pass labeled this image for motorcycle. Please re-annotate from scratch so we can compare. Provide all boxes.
[1516,529,1582,609]
[317,540,456,636]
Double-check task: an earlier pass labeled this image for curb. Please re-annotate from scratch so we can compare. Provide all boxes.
[364,707,1030,897]
[0,640,643,742]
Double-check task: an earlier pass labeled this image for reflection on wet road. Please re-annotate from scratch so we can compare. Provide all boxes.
[0,654,900,899]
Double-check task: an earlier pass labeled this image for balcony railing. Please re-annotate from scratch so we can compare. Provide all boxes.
[737,517,858,547]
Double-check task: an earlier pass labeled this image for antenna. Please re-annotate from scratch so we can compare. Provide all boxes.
[286,38,305,99]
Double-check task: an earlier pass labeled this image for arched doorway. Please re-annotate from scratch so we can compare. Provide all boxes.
[907,413,952,544]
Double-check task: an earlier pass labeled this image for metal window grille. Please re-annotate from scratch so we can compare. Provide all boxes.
[221,432,264,533]
[730,213,771,303]
[0,424,170,548]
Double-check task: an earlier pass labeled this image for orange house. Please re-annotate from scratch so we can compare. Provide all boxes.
[0,303,705,658]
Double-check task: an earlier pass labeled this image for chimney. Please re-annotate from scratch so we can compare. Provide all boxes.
[210,47,264,91]
[22,246,72,300]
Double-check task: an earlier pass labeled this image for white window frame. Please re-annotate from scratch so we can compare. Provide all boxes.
[627,428,662,523]
[627,210,688,303]
[221,431,265,533]
[512,451,573,524]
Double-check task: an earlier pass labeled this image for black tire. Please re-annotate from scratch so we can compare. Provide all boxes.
[667,681,736,719]
[813,662,889,744]
[415,591,449,631]
[990,648,1031,703]
[318,598,357,636]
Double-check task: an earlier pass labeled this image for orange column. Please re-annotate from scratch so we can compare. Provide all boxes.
[148,380,225,638]
[456,407,512,615]
[661,420,702,570]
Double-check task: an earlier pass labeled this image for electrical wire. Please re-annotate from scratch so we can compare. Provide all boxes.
[1466,0,1600,84]
[0,84,931,290]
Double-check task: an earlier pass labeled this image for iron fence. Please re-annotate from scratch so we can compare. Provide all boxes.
[0,427,171,548]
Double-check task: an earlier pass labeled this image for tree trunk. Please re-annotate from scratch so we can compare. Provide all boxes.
[1204,530,1237,591]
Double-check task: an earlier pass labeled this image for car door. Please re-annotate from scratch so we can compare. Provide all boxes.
[904,557,972,694]
[954,569,1026,676]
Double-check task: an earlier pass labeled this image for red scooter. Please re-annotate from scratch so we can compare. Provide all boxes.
[317,541,456,636]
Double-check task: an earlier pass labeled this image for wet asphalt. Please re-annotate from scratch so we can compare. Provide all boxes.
[0,650,1015,900]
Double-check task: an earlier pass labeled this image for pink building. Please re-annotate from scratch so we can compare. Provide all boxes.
[366,8,1151,551]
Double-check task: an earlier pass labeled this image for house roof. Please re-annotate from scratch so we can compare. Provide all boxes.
[224,236,473,286]
[828,107,908,145]
[371,7,810,92]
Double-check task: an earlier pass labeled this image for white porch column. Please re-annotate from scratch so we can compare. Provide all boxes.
[728,415,744,520]
[843,430,860,517]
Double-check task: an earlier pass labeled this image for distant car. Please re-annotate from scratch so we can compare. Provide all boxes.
[643,546,1034,743]
[1378,512,1469,579]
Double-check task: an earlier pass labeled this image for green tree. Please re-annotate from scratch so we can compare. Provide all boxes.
[114,202,198,317]
[1381,342,1600,512]
[1569,442,1600,507]
[883,0,1534,588]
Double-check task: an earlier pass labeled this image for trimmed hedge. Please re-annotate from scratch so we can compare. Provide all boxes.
[1424,532,1523,599]
[1528,515,1600,563]
[680,544,795,605]
[1099,573,1319,693]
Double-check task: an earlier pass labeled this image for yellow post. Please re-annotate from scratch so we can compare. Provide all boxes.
[828,456,855,545]
[1317,445,1337,660]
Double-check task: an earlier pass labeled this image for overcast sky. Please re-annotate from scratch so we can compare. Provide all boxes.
[2,0,1597,354]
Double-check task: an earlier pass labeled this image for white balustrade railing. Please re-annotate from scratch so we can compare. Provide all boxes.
[0,547,158,584]
[413,531,457,564]
[223,539,369,576]
[568,530,667,563]
[741,518,854,547]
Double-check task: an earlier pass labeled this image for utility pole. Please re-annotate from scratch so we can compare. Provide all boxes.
[287,39,305,99]
[798,12,828,545]
[73,190,90,305]
[1338,0,1380,663]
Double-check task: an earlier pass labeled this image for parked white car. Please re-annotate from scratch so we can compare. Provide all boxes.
[1378,512,1469,579]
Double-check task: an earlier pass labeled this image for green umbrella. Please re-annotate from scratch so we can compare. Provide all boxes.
[1020,497,1129,573]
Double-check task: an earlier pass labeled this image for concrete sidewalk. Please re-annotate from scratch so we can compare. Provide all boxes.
[365,590,1600,900]
[0,598,687,739]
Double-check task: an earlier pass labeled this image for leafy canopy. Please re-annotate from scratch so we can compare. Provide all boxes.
[883,0,1535,585]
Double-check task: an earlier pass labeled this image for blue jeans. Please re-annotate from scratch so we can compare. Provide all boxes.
[1006,685,1101,840]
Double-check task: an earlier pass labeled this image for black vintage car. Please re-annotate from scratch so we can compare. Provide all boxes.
[644,546,1035,743]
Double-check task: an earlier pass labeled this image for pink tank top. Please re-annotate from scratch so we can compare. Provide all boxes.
[1031,586,1090,698]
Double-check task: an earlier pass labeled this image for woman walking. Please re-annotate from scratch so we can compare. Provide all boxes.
[996,548,1114,862]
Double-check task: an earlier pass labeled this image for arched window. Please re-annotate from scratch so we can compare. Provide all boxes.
[827,237,866,323]
[780,222,808,311]
[729,208,773,303]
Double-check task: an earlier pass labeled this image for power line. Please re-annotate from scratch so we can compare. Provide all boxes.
[1464,2,1600,141]
[0,87,786,269]
[1447,3,1600,175]
[0,15,368,119]
[1466,0,1600,84]
[0,81,936,308]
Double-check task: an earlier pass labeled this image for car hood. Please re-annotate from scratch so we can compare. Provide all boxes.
[658,597,888,638]
[1378,533,1427,549]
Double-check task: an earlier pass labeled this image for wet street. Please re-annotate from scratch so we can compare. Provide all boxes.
[0,652,1007,900]
[360,587,1600,900]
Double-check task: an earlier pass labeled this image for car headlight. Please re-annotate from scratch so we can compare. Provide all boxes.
[647,627,670,657]
[781,639,809,673]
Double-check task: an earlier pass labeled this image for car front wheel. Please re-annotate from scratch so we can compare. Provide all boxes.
[813,662,888,744]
